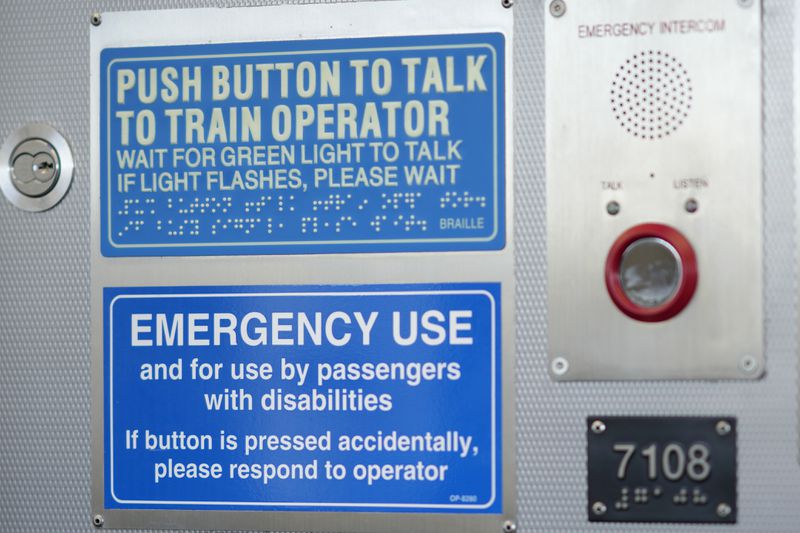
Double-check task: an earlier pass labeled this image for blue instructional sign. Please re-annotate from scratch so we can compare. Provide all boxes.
[100,34,505,256]
[104,284,501,512]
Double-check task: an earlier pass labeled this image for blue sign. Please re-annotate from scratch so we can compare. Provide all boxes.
[100,34,505,256]
[104,284,501,512]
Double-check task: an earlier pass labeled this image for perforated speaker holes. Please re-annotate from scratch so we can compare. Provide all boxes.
[610,51,692,140]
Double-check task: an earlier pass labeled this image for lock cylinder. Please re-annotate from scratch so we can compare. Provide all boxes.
[0,123,73,212]
[10,138,61,197]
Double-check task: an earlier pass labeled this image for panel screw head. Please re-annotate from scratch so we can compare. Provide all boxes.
[685,198,699,213]
[92,514,104,528]
[737,0,754,8]
[551,357,569,376]
[591,420,607,434]
[739,355,758,374]
[716,502,732,518]
[606,200,621,216]
[501,0,514,8]
[716,420,732,436]
[502,520,517,533]
[90,12,102,26]
[550,0,567,17]
[592,501,608,516]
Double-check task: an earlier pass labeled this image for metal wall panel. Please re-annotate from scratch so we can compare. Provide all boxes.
[0,0,798,532]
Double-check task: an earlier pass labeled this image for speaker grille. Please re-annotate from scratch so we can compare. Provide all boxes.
[610,51,693,140]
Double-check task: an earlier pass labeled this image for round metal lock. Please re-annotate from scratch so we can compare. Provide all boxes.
[10,138,61,197]
[0,124,74,212]
[605,223,698,322]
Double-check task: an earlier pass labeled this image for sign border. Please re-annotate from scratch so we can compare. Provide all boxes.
[100,36,505,256]
[104,286,499,511]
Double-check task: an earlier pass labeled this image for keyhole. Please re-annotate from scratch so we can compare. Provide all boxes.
[0,124,74,209]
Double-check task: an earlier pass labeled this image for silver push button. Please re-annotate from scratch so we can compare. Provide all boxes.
[618,237,682,308]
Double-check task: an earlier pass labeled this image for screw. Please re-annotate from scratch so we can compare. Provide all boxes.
[737,0,754,7]
[92,515,104,528]
[606,200,620,216]
[739,355,758,374]
[90,12,102,26]
[685,198,699,213]
[501,0,514,8]
[549,0,566,17]
[716,502,732,518]
[716,420,732,436]
[591,420,607,434]
[502,520,517,533]
[551,357,569,376]
[592,501,608,516]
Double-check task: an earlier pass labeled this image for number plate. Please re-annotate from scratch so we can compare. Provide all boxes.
[587,417,737,524]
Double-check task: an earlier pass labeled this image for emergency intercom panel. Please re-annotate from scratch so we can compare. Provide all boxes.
[546,0,762,380]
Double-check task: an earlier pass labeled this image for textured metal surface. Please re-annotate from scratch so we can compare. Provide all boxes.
[0,1,798,533]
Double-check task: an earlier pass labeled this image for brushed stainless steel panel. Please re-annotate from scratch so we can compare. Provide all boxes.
[546,0,763,380]
[89,1,516,531]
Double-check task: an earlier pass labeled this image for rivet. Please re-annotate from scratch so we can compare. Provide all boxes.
[501,0,514,8]
[502,520,517,533]
[716,420,732,436]
[716,502,732,518]
[607,200,621,215]
[739,355,758,374]
[552,357,569,376]
[592,501,608,516]
[591,420,607,434]
[92,514,104,528]
[91,12,102,26]
[549,0,566,18]
[685,198,699,213]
